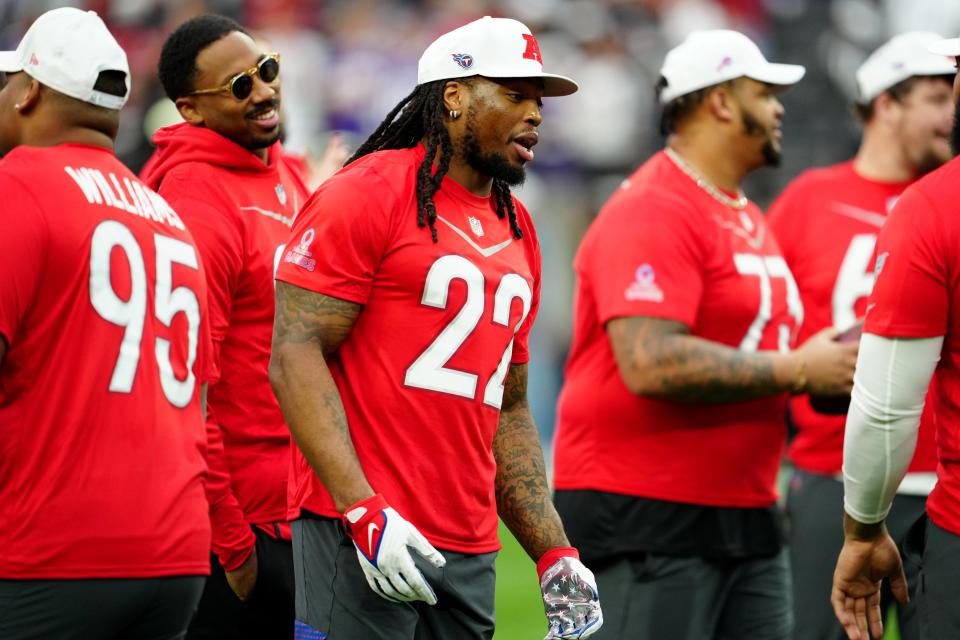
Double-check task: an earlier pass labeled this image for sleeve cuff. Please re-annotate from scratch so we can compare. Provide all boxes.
[536,546,579,579]
[216,530,256,572]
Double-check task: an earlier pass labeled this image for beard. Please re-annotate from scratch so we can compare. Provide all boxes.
[913,148,950,177]
[951,102,960,157]
[460,112,527,187]
[244,99,282,150]
[741,110,781,167]
[250,129,282,150]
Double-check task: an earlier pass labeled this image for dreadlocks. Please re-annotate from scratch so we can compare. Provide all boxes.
[348,78,523,243]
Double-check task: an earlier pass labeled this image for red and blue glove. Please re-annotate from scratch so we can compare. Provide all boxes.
[342,494,446,605]
[538,547,603,639]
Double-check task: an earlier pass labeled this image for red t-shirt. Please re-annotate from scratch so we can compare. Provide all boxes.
[276,145,541,553]
[553,150,800,508]
[142,123,310,563]
[0,144,211,578]
[864,157,960,536]
[768,162,936,474]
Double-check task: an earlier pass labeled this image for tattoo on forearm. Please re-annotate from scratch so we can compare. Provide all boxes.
[270,282,369,509]
[494,364,569,561]
[273,281,361,358]
[613,316,780,403]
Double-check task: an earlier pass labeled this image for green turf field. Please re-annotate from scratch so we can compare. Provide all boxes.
[495,521,548,638]
[493,520,903,639]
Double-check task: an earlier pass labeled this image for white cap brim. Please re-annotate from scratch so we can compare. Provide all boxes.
[497,72,577,97]
[929,38,960,57]
[746,62,806,88]
[0,51,22,73]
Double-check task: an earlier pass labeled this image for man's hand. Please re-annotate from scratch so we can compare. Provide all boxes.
[342,494,446,605]
[538,549,603,639]
[831,516,909,640]
[796,326,859,395]
[225,546,258,601]
[306,133,351,190]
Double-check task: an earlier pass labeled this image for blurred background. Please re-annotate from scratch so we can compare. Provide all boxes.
[2,1,957,636]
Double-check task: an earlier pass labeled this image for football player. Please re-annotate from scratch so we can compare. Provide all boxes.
[552,29,856,640]
[0,8,212,638]
[270,16,602,640]
[768,32,955,640]
[832,33,960,640]
[141,14,311,639]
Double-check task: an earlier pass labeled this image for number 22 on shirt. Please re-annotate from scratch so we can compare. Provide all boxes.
[404,254,532,410]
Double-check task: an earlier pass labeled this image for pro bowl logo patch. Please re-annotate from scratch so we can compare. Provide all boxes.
[452,53,474,69]
[625,263,664,302]
[282,228,317,272]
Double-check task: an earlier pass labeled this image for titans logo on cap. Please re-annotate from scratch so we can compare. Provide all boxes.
[452,53,474,69]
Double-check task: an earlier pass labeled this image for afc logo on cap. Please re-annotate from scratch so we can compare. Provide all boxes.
[521,34,542,64]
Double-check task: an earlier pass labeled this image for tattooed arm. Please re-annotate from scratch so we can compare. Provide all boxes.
[493,363,569,561]
[606,316,857,404]
[268,281,373,512]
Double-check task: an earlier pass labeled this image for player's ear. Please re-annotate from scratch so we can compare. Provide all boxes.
[442,80,466,123]
[872,91,901,127]
[175,96,204,126]
[706,83,736,124]
[16,77,41,113]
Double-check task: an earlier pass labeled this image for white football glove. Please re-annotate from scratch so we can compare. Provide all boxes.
[342,494,446,605]
[538,548,603,639]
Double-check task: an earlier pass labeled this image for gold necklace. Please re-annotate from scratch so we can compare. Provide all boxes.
[665,147,748,210]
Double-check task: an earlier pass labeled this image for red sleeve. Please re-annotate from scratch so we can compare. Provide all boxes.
[580,194,705,327]
[158,192,243,344]
[205,395,256,570]
[510,198,540,364]
[864,186,948,337]
[0,176,47,346]
[275,169,392,303]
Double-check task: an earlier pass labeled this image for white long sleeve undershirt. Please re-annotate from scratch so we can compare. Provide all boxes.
[842,332,943,524]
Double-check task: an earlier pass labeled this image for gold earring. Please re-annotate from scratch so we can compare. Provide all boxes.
[449,109,460,119]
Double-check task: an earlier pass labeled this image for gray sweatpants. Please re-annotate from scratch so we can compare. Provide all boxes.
[292,516,498,640]
[787,470,925,640]
[0,575,205,639]
[904,514,960,638]
[588,548,792,640]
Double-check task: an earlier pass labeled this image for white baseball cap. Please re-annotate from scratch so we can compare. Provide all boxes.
[417,16,578,97]
[658,30,805,103]
[857,32,957,103]
[0,7,129,110]
[928,34,960,57]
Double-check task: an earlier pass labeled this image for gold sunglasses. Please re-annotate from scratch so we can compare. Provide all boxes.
[187,53,280,100]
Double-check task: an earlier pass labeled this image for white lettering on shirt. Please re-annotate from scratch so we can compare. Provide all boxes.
[63,166,185,231]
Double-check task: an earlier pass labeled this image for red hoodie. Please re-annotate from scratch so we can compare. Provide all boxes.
[142,122,309,570]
